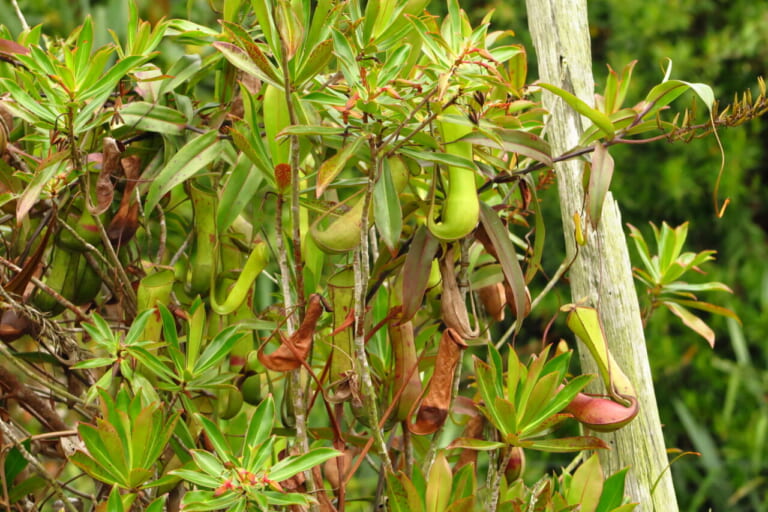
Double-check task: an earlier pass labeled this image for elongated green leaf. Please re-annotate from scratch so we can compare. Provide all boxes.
[214,40,281,87]
[566,453,603,512]
[71,357,116,370]
[77,423,129,485]
[190,450,226,478]
[217,154,264,232]
[68,450,123,487]
[602,65,619,115]
[520,365,559,424]
[117,101,187,135]
[405,15,450,67]
[245,395,275,449]
[386,471,411,512]
[263,492,311,506]
[615,61,636,112]
[657,222,685,272]
[474,360,508,436]
[494,398,519,439]
[229,126,275,186]
[305,0,334,49]
[669,298,739,321]
[538,82,615,138]
[247,438,276,475]
[128,347,176,383]
[295,38,334,85]
[196,414,236,464]
[280,125,346,137]
[330,28,360,87]
[106,485,126,512]
[316,136,366,197]
[398,147,475,170]
[644,79,714,116]
[79,55,150,101]
[128,406,157,472]
[170,469,221,488]
[158,54,202,95]
[587,143,614,229]
[627,224,658,281]
[528,436,609,453]
[610,504,639,512]
[74,86,116,132]
[141,411,178,471]
[664,301,715,347]
[663,281,733,294]
[506,346,520,401]
[16,151,67,223]
[8,475,46,503]
[73,17,94,85]
[596,467,629,512]
[123,309,155,346]
[373,158,403,252]
[447,438,506,451]
[268,448,341,482]
[145,131,221,213]
[194,327,244,375]
[127,467,153,490]
[462,130,552,166]
[425,452,452,512]
[223,21,282,82]
[250,0,278,56]
[515,348,550,425]
[522,374,593,438]
[182,490,240,511]
[145,498,166,512]
[378,44,412,85]
[479,202,528,328]
[396,472,426,512]
[563,304,636,398]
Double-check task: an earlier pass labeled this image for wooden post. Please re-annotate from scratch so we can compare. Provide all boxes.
[524,1,679,510]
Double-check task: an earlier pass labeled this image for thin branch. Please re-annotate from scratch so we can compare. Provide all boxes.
[382,88,439,151]
[278,31,316,512]
[384,93,461,156]
[0,284,82,361]
[0,343,87,408]
[0,419,78,512]
[488,447,514,512]
[352,153,393,473]
[10,0,29,34]
[89,206,137,318]
[496,252,576,349]
[0,256,88,322]
[0,363,69,432]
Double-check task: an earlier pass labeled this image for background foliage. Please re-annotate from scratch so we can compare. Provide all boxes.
[2,0,766,511]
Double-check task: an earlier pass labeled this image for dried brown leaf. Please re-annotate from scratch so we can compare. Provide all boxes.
[439,246,479,339]
[93,137,122,214]
[408,328,467,435]
[107,155,142,246]
[259,294,325,371]
[478,282,506,322]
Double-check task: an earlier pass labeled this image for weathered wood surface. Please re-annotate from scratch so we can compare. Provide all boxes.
[524,1,679,510]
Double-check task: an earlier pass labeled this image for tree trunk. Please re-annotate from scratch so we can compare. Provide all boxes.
[524,1,679,510]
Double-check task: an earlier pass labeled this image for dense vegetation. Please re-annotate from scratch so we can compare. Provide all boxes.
[0,0,765,511]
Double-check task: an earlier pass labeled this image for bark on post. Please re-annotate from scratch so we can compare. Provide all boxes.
[524,0,679,510]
